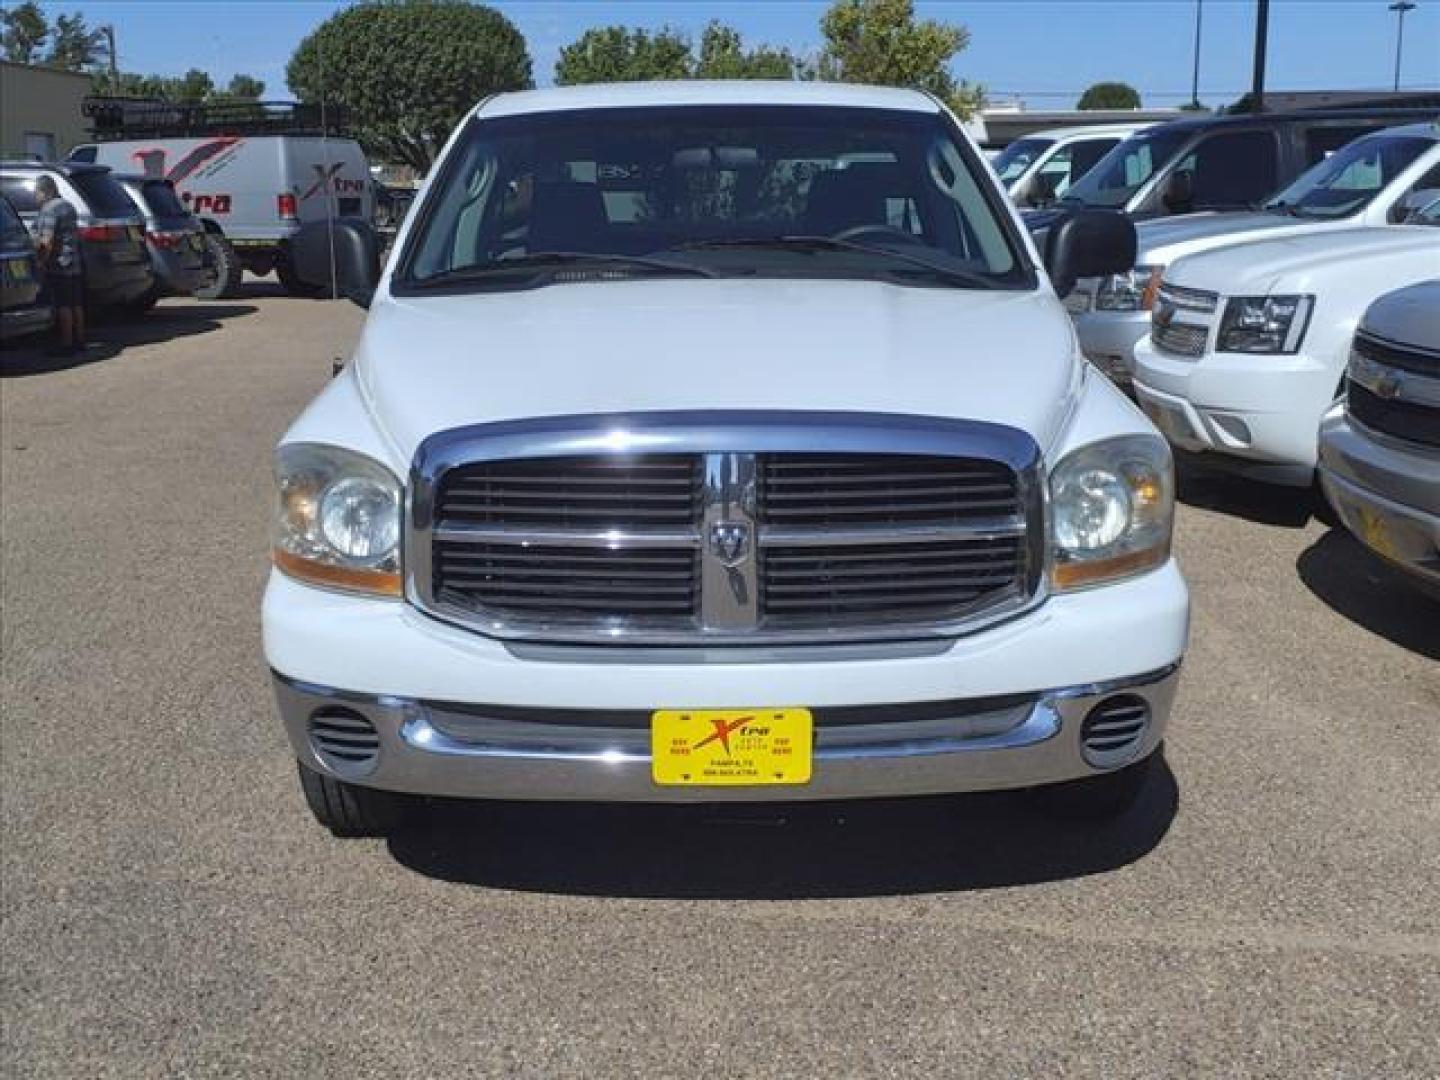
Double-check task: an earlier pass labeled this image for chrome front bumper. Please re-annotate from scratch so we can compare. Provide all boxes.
[273,665,1180,803]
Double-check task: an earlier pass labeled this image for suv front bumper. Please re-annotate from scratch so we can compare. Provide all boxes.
[265,562,1189,802]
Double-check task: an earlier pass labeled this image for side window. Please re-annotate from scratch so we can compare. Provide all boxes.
[1183,130,1279,208]
[1065,138,1119,187]
[1304,126,1378,166]
[1392,160,1440,223]
[0,175,39,213]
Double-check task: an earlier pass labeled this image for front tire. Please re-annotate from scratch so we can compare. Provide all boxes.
[296,761,407,837]
[1031,751,1155,820]
[195,233,243,300]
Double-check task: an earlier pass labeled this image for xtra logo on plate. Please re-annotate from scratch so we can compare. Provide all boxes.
[651,708,813,786]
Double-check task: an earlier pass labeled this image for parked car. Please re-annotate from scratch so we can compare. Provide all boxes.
[114,174,217,309]
[1070,122,1440,383]
[1319,279,1440,593]
[71,97,373,299]
[0,192,53,341]
[1025,108,1438,237]
[0,161,153,312]
[992,122,1154,209]
[264,81,1189,837]
[1131,200,1440,486]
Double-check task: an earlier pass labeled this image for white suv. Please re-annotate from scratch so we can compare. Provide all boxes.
[264,82,1189,836]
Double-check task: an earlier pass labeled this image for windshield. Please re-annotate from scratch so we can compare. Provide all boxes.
[1266,134,1435,219]
[992,138,1052,183]
[70,171,140,218]
[398,105,1027,292]
[137,180,189,218]
[1062,125,1192,208]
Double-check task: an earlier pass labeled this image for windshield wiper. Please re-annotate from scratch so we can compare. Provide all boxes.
[411,251,719,289]
[665,235,999,289]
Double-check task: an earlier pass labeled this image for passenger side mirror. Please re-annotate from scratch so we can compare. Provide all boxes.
[289,218,381,308]
[1043,210,1137,299]
[1022,171,1060,208]
[1161,169,1195,214]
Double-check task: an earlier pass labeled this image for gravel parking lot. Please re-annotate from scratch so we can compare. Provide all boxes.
[3,292,1437,1078]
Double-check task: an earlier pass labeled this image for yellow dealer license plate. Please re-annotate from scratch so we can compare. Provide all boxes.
[651,708,812,786]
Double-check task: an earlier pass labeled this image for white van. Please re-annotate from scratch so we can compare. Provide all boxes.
[70,98,373,297]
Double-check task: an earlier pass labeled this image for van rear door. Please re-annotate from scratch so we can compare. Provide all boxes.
[284,138,372,224]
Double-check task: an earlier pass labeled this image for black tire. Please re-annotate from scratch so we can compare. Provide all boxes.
[275,248,324,297]
[195,232,243,300]
[296,760,407,837]
[1031,751,1154,820]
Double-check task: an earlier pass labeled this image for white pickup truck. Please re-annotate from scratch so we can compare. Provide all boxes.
[263,82,1189,836]
[1133,200,1440,486]
[1069,122,1440,384]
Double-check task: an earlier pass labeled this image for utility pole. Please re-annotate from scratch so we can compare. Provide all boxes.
[1250,0,1270,112]
[1190,0,1204,108]
[1389,1,1417,92]
[102,24,118,93]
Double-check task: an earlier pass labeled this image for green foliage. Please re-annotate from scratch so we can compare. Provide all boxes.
[222,74,267,101]
[1,1,48,64]
[1077,81,1142,110]
[554,26,692,84]
[816,0,983,118]
[553,21,797,84]
[46,11,105,70]
[287,0,532,170]
[94,68,264,103]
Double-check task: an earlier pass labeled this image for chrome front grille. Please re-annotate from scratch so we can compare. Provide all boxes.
[1152,320,1209,358]
[410,413,1043,645]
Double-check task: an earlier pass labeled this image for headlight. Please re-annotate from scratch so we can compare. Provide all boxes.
[1217,295,1313,354]
[274,443,403,597]
[1094,265,1163,312]
[1049,435,1173,590]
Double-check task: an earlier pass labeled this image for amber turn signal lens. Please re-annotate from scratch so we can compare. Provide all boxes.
[273,548,403,598]
[1051,547,1167,590]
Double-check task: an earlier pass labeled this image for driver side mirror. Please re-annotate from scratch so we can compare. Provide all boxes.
[1044,210,1137,299]
[1161,169,1195,214]
[289,218,382,308]
[1021,171,1060,208]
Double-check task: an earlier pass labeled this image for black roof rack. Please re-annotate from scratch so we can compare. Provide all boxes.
[83,96,350,141]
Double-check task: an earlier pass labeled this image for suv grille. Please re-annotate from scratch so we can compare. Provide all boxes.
[1347,382,1440,449]
[1347,331,1440,448]
[1152,321,1208,357]
[415,418,1041,645]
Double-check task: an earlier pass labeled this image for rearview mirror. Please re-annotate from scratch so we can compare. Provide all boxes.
[289,218,381,308]
[1043,210,1137,299]
[1161,169,1194,214]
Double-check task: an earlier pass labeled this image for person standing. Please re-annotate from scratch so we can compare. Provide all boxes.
[32,175,87,356]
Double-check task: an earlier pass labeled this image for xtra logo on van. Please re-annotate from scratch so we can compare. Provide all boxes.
[132,138,242,185]
[301,163,365,200]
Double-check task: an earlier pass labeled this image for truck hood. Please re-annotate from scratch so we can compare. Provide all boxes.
[1162,226,1440,296]
[1136,210,1324,264]
[1360,278,1440,351]
[354,278,1080,462]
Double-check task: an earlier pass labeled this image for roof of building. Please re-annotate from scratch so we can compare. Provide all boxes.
[476,81,939,120]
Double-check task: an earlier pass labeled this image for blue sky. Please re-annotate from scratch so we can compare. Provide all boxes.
[37,0,1440,109]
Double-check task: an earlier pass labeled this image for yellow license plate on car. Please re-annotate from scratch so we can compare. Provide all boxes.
[1358,507,1398,560]
[5,260,31,281]
[651,708,813,786]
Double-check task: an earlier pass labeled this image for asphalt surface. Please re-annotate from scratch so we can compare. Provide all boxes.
[3,290,1438,1078]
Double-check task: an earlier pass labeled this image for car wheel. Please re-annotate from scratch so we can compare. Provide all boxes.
[296,760,408,837]
[1031,750,1155,820]
[195,233,243,300]
[275,248,324,298]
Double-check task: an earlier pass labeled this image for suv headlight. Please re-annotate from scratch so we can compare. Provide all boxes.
[1217,295,1313,354]
[1049,435,1173,590]
[274,443,403,597]
[1094,265,1162,312]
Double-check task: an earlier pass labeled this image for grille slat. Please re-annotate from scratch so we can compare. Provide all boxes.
[1348,380,1440,448]
[1152,321,1208,357]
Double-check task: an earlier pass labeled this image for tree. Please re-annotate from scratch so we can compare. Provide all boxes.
[46,11,105,71]
[2,1,48,64]
[222,74,266,101]
[287,1,532,171]
[554,26,693,84]
[1077,81,1142,110]
[694,22,799,80]
[816,0,984,117]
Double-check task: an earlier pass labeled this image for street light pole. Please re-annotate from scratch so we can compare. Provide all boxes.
[1389,1,1417,92]
[1190,0,1204,108]
[103,24,118,94]
[1251,0,1270,112]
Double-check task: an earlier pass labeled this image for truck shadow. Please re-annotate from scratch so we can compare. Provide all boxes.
[384,755,1178,899]
[0,302,256,378]
[1175,454,1319,528]
[1297,528,1440,660]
